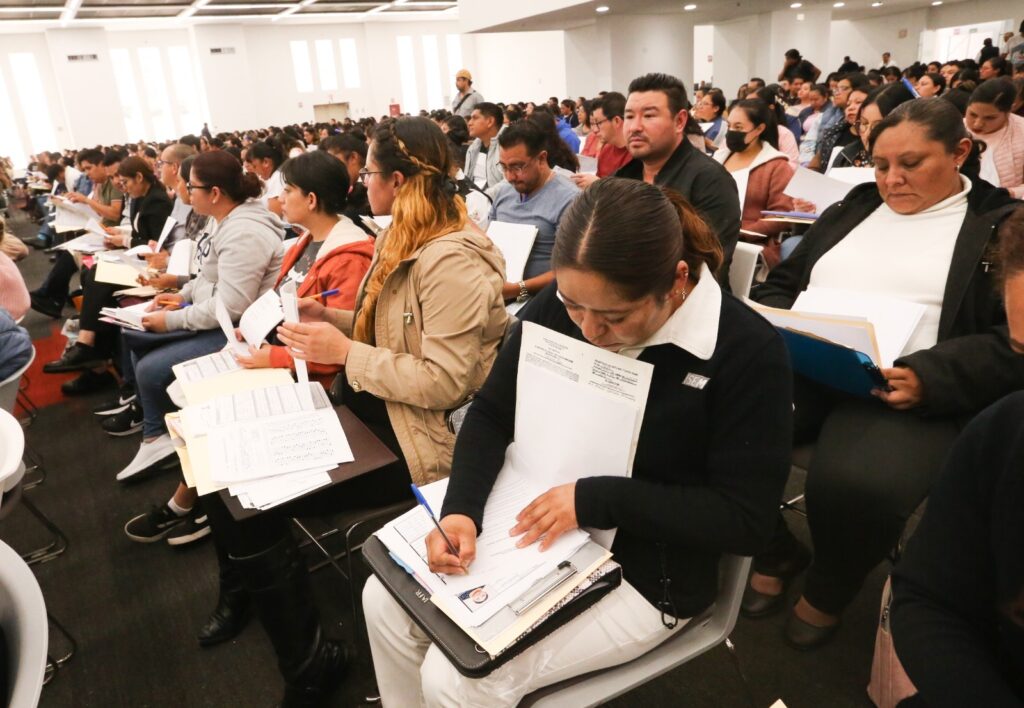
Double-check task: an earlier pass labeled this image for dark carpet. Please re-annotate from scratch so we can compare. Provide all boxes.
[3,210,881,707]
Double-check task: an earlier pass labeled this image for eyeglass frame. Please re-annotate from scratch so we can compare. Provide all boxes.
[186,182,213,193]
[357,168,384,185]
[498,153,543,176]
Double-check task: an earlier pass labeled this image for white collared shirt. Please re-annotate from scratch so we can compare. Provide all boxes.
[617,262,722,360]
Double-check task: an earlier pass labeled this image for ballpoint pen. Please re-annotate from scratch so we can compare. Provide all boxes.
[410,483,461,560]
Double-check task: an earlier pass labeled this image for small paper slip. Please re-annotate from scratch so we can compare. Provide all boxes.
[486,221,538,283]
[215,296,249,357]
[239,288,284,349]
[95,256,145,287]
[52,231,106,254]
[783,167,859,213]
[167,239,194,277]
[279,280,312,408]
[577,155,598,175]
[99,301,152,331]
[792,287,926,368]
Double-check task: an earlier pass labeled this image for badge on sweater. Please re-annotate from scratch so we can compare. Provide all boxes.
[683,373,710,390]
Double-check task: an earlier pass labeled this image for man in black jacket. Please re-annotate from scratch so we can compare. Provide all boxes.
[616,73,740,289]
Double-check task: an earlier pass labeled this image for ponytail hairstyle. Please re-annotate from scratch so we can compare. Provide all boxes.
[352,117,467,343]
[731,99,780,149]
[552,178,723,301]
[191,151,263,203]
[869,97,982,178]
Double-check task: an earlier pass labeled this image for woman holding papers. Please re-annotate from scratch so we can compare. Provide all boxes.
[713,99,795,265]
[196,117,508,707]
[114,151,284,482]
[745,98,1024,650]
[41,157,172,376]
[361,177,794,707]
[234,149,373,381]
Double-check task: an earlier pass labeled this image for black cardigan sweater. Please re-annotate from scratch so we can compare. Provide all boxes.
[128,184,174,248]
[616,140,741,289]
[441,283,793,618]
[891,391,1024,707]
[751,178,1024,419]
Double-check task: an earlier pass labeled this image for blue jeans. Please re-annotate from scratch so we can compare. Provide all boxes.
[129,329,226,437]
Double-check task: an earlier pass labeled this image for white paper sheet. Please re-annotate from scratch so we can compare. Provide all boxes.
[578,155,598,175]
[173,350,242,386]
[98,301,152,331]
[95,257,145,287]
[154,216,176,252]
[215,297,249,356]
[239,288,284,348]
[486,221,539,283]
[826,166,876,186]
[53,199,102,233]
[167,239,194,277]
[793,287,926,368]
[279,280,312,408]
[752,305,881,365]
[52,231,106,254]
[783,167,859,213]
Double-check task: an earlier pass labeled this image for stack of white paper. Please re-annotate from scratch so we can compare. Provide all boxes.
[52,197,101,233]
[783,167,861,213]
[99,301,152,331]
[52,231,107,254]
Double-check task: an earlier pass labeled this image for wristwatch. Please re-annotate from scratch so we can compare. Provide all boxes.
[516,280,529,303]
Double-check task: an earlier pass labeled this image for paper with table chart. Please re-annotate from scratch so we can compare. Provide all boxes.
[174,353,292,408]
[485,221,538,283]
[52,231,107,254]
[513,321,653,549]
[99,301,152,331]
[791,287,926,368]
[376,471,595,631]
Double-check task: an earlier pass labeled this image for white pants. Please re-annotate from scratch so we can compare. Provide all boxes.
[363,575,688,708]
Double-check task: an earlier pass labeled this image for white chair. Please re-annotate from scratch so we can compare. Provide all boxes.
[728,242,764,300]
[0,347,33,416]
[520,554,754,708]
[0,539,48,708]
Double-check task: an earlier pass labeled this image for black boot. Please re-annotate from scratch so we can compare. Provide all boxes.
[198,532,251,647]
[231,537,348,708]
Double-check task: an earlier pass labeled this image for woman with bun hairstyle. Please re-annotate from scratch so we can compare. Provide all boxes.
[115,151,285,482]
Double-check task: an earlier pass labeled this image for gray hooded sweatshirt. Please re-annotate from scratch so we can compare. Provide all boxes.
[165,200,285,331]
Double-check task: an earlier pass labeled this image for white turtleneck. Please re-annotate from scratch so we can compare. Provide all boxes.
[808,175,971,355]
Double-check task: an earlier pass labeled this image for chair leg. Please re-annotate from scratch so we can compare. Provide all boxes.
[723,637,758,708]
[16,380,38,425]
[19,494,68,566]
[48,611,77,667]
[22,444,47,489]
[291,518,350,580]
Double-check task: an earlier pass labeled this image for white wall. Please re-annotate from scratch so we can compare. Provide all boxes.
[607,15,695,93]
[828,9,927,71]
[712,16,759,97]
[564,23,612,97]
[693,25,714,86]
[473,31,567,104]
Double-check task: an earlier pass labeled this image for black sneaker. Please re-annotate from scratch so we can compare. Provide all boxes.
[60,369,116,396]
[124,504,188,543]
[29,291,63,319]
[93,386,137,416]
[43,343,107,373]
[101,401,143,437]
[166,511,211,547]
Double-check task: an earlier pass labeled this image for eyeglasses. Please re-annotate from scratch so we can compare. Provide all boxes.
[357,168,383,185]
[155,160,178,168]
[591,118,608,130]
[186,182,213,193]
[499,158,536,176]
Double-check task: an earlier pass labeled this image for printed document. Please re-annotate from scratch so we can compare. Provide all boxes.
[783,167,859,213]
[215,297,250,357]
[239,288,284,348]
[279,281,312,408]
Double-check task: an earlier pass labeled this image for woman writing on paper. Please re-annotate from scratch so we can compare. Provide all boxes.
[113,151,284,482]
[41,157,172,376]
[194,117,508,707]
[361,177,794,707]
[743,98,1024,650]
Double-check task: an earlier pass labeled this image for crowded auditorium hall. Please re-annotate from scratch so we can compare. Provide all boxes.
[2,1,1024,706]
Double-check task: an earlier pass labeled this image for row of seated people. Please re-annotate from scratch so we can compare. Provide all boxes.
[11,69,1024,706]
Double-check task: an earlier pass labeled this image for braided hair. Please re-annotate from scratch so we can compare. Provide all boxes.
[353,117,467,343]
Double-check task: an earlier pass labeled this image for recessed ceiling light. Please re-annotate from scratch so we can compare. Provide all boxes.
[596,4,609,11]
[790,2,802,7]
[833,1,845,6]
[684,3,697,9]
[871,1,882,5]
[931,0,942,4]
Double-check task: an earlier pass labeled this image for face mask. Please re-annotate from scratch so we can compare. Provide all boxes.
[725,129,750,153]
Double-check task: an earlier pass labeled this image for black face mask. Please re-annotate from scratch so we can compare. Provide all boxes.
[725,129,750,153]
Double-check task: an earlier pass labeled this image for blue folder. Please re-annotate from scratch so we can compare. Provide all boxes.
[777,328,888,398]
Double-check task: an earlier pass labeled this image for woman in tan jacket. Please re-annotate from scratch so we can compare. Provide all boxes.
[199,117,509,707]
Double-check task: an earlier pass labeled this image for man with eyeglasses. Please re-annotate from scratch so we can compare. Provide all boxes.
[490,120,579,303]
[570,91,631,190]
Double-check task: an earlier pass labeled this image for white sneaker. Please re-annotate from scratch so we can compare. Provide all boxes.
[116,434,176,482]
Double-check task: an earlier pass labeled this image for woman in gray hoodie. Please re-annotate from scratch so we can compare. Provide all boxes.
[116,151,285,481]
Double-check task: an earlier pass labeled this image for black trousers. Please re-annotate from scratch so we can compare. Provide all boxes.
[35,250,78,303]
[78,266,122,357]
[761,378,960,615]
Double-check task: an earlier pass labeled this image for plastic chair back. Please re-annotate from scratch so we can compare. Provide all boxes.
[0,346,34,414]
[521,554,752,708]
[728,242,763,300]
[0,539,48,708]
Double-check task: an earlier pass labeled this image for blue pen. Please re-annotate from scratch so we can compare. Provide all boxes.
[304,288,340,304]
[410,484,461,560]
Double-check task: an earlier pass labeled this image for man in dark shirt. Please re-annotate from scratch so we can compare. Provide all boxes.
[779,48,821,84]
[615,73,740,288]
